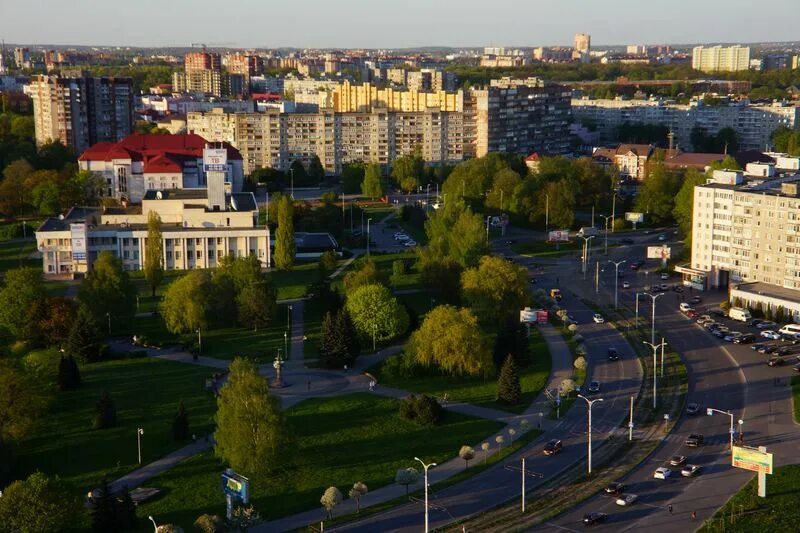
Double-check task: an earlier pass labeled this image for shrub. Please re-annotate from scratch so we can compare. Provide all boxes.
[399,394,443,426]
[567,323,579,333]
[575,344,587,356]
[572,334,584,343]
[392,259,407,277]
[574,356,587,371]
[559,379,577,395]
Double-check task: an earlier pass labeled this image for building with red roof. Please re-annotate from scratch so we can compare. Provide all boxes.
[78,133,243,204]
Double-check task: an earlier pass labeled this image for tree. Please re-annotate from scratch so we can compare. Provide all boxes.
[236,281,277,332]
[707,155,741,172]
[57,355,82,391]
[495,435,505,449]
[461,256,530,328]
[144,211,164,299]
[319,250,338,272]
[320,486,343,519]
[573,356,587,371]
[405,305,493,378]
[391,152,424,193]
[559,379,577,395]
[229,505,261,532]
[91,480,117,532]
[672,168,706,249]
[22,295,77,348]
[348,481,369,513]
[399,394,443,425]
[172,400,190,441]
[485,168,521,211]
[160,270,212,334]
[345,284,409,344]
[65,306,101,363]
[63,169,104,207]
[319,309,360,369]
[362,162,385,199]
[395,467,420,497]
[93,390,117,429]
[214,358,291,479]
[115,486,139,531]
[459,445,475,468]
[0,267,45,337]
[342,162,366,194]
[274,195,295,271]
[443,153,525,206]
[0,472,83,533]
[77,251,137,325]
[193,514,225,533]
[481,442,490,463]
[422,199,488,268]
[343,259,386,292]
[634,163,681,224]
[418,257,463,305]
[307,154,326,182]
[0,359,49,442]
[497,355,522,405]
[0,159,34,216]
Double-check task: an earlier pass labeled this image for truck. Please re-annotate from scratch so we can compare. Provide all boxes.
[728,307,752,322]
[550,288,562,301]
[578,226,600,237]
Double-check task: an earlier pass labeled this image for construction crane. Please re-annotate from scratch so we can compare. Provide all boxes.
[190,42,234,51]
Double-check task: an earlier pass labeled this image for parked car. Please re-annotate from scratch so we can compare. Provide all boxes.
[686,403,701,416]
[724,332,743,342]
[690,296,702,304]
[658,234,666,242]
[749,319,764,328]
[793,363,800,373]
[592,313,605,324]
[759,345,778,355]
[604,482,625,495]
[543,439,563,456]
[654,467,673,479]
[687,310,699,319]
[681,464,702,477]
[768,356,786,367]
[616,494,639,506]
[660,272,669,280]
[761,330,781,340]
[779,345,798,356]
[583,512,608,525]
[712,329,728,339]
[685,434,704,447]
[622,281,631,289]
[588,381,601,393]
[607,347,620,361]
[673,285,684,293]
[660,283,669,291]
[734,333,756,344]
[757,321,778,330]
[679,303,693,313]
[669,455,687,466]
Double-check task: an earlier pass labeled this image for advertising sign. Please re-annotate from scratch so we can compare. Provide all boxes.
[732,446,773,474]
[519,307,537,324]
[548,230,570,242]
[70,223,87,261]
[625,212,644,223]
[536,309,549,325]
[647,246,672,260]
[221,470,250,504]
[204,148,228,172]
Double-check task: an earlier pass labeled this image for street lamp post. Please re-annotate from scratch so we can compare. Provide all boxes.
[137,428,144,464]
[367,218,372,257]
[640,292,664,344]
[643,340,667,409]
[284,331,288,360]
[106,312,111,335]
[414,457,437,533]
[485,216,491,243]
[580,236,595,279]
[148,516,158,533]
[707,407,736,450]
[197,328,202,354]
[609,260,626,309]
[545,193,549,234]
[577,395,604,476]
[600,215,612,255]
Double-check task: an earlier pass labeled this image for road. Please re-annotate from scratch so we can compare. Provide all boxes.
[535,231,798,531]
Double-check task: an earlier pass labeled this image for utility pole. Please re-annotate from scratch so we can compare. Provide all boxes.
[600,215,612,255]
[629,395,634,441]
[595,261,599,294]
[578,395,604,475]
[644,340,667,409]
[414,457,437,533]
[609,260,626,309]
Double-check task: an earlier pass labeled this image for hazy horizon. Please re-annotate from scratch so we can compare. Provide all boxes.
[1,0,798,50]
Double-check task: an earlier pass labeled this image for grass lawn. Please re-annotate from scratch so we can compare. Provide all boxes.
[271,261,324,300]
[135,393,503,528]
[368,333,552,414]
[511,240,581,257]
[16,357,218,494]
[792,375,800,423]
[0,240,38,273]
[700,464,800,532]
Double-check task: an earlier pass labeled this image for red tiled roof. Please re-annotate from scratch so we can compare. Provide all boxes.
[525,153,540,162]
[664,152,725,170]
[78,133,242,164]
[143,154,184,173]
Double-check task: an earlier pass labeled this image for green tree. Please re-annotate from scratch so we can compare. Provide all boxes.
[144,211,164,298]
[443,153,525,206]
[345,284,409,344]
[65,306,101,363]
[160,270,212,334]
[57,355,82,391]
[93,390,117,429]
[77,252,137,325]
[348,481,368,513]
[672,168,707,249]
[459,445,475,468]
[418,257,463,305]
[361,163,385,199]
[497,355,522,405]
[320,486,343,519]
[0,359,50,442]
[394,467,419,497]
[0,267,45,337]
[485,168,521,211]
[172,400,190,441]
[343,259,386,292]
[391,152,424,193]
[0,472,84,533]
[274,196,295,271]
[422,199,488,268]
[461,256,529,328]
[707,155,741,172]
[634,163,681,224]
[307,154,326,182]
[772,126,800,156]
[193,514,225,533]
[91,479,137,532]
[63,169,105,207]
[22,295,77,348]
[214,358,291,479]
[319,250,338,272]
[0,159,34,216]
[405,305,493,377]
[342,162,365,194]
[236,280,277,331]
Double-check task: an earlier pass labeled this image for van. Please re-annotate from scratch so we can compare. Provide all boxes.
[778,324,800,337]
[728,307,752,322]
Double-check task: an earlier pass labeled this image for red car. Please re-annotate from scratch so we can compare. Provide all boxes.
[687,310,699,319]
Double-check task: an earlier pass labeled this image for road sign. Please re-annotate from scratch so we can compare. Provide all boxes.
[625,212,644,223]
[647,246,671,260]
[732,446,773,474]
[221,470,250,503]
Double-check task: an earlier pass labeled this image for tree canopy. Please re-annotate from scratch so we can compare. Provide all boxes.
[0,472,84,533]
[361,163,385,199]
[461,256,530,328]
[144,211,164,299]
[0,267,45,337]
[634,163,682,225]
[160,270,212,334]
[274,196,296,271]
[344,284,409,344]
[391,151,424,193]
[421,199,488,268]
[77,252,137,324]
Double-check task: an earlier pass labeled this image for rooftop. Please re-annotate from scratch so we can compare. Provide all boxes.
[78,133,242,163]
[732,281,800,304]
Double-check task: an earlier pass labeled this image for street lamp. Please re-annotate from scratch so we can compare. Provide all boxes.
[137,428,144,464]
[414,457,437,533]
[707,407,736,450]
[367,218,372,256]
[284,330,288,360]
[643,340,667,409]
[608,260,626,309]
[599,215,612,255]
[148,516,158,533]
[106,312,111,335]
[579,235,595,279]
[577,395,604,475]
[196,328,202,355]
[640,292,664,344]
[485,216,491,243]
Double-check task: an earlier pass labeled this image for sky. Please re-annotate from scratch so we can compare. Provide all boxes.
[1,0,798,49]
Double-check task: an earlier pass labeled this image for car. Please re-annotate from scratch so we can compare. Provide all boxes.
[604,482,625,495]
[687,310,699,319]
[759,345,778,355]
[622,281,631,289]
[588,381,601,393]
[669,455,687,466]
[781,334,800,344]
[583,512,608,526]
[734,333,756,344]
[749,319,764,328]
[793,363,800,373]
[504,239,516,245]
[779,345,798,356]
[697,317,713,326]
[710,308,728,317]
[686,402,701,416]
[699,314,713,322]
[607,347,620,361]
[679,303,693,313]
[673,285,684,293]
[768,356,786,367]
[690,296,702,304]
[630,263,640,271]
[592,313,605,324]
[616,494,639,506]
[654,467,673,479]
[712,329,728,339]
[403,240,417,247]
[751,343,767,352]
[543,439,563,456]
[757,321,778,330]
[685,434,705,447]
[658,234,666,242]
[761,330,781,340]
[660,272,670,280]
[681,464,702,477]
[660,283,669,291]
[724,332,743,342]
[650,285,661,293]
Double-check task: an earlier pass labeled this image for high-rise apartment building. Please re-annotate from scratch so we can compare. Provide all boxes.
[25,74,134,153]
[174,51,224,96]
[225,53,262,93]
[573,33,591,63]
[185,51,221,73]
[692,45,751,72]
[14,47,30,69]
[330,81,463,113]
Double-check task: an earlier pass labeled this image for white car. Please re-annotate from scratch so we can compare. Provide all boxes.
[622,281,631,289]
[403,240,417,247]
[679,303,693,313]
[681,464,702,477]
[653,467,672,480]
[660,272,669,280]
[761,330,781,340]
[615,494,639,506]
[592,313,605,324]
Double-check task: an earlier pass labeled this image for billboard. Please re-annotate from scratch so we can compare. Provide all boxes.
[70,223,87,261]
[647,246,671,260]
[548,230,570,242]
[732,446,773,474]
[625,212,644,223]
[204,148,228,172]
[221,470,250,503]
[520,307,537,324]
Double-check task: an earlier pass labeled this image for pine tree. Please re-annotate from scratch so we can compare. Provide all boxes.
[65,307,101,363]
[115,486,138,530]
[144,212,164,299]
[497,355,522,405]
[57,354,81,391]
[91,479,116,532]
[172,400,190,441]
[319,311,341,368]
[338,308,361,363]
[274,196,295,271]
[93,391,117,429]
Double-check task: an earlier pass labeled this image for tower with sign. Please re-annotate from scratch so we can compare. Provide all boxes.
[204,146,228,211]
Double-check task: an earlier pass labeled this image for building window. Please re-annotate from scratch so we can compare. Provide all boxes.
[196,250,202,259]
[175,251,181,260]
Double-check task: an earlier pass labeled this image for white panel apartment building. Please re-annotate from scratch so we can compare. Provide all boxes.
[692,45,751,72]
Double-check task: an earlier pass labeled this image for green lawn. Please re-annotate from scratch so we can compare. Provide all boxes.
[16,357,218,493]
[271,262,324,300]
[0,240,38,273]
[700,464,800,532]
[369,333,552,414]
[511,240,580,257]
[792,375,800,423]
[135,394,503,528]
